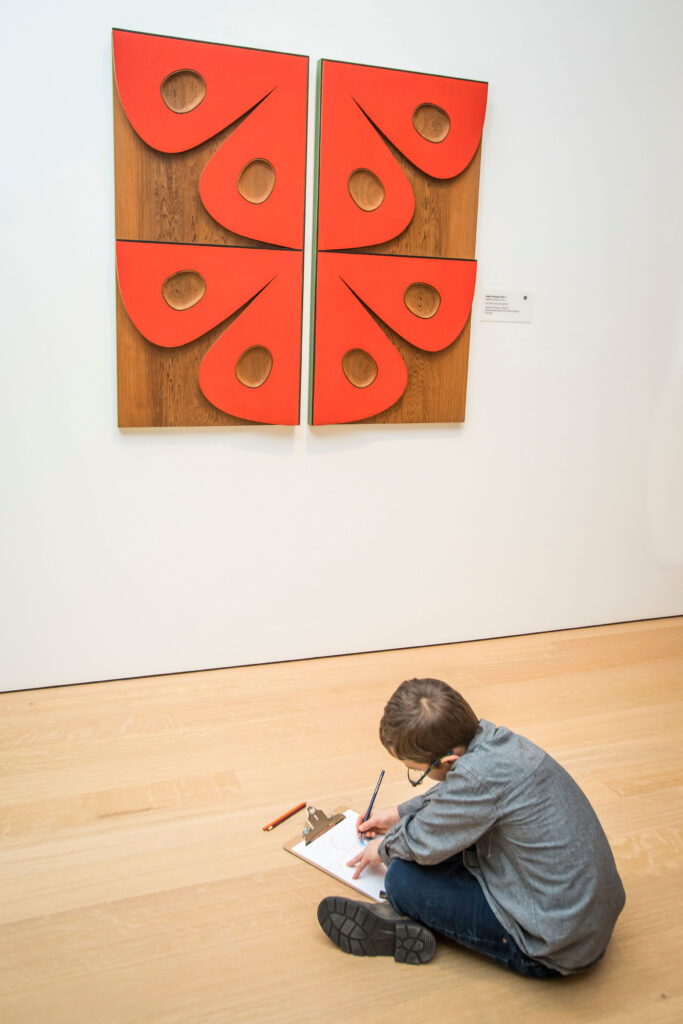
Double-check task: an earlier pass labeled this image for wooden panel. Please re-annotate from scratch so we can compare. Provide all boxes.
[117,249,303,427]
[311,59,487,425]
[113,30,308,427]
[113,30,308,249]
[316,61,487,252]
[313,252,476,424]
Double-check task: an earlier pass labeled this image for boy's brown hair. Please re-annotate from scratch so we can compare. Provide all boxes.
[379,678,481,763]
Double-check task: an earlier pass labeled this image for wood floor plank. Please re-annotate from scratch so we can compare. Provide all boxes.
[0,617,681,1022]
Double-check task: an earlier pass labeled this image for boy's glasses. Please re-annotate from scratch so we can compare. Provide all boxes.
[407,750,454,787]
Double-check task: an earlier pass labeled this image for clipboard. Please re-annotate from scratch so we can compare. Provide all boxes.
[284,804,387,902]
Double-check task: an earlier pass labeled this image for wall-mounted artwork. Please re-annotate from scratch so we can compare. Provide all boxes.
[113,30,308,425]
[310,61,487,424]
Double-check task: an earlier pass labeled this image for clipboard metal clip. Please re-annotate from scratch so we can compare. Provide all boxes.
[302,805,345,845]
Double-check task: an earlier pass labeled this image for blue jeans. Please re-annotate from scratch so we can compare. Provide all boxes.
[385,853,561,978]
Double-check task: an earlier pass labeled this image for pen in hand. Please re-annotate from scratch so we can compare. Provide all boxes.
[359,769,385,842]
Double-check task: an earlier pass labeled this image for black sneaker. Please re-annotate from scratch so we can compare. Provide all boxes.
[317,896,436,964]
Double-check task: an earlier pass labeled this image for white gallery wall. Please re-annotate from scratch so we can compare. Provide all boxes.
[1,0,681,691]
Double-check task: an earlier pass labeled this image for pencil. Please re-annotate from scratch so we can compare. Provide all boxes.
[362,769,385,823]
[262,801,306,831]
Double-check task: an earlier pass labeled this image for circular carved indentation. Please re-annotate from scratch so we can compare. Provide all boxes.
[412,103,451,143]
[235,346,273,389]
[347,168,385,212]
[160,69,207,114]
[342,349,378,389]
[237,160,276,205]
[162,271,206,311]
[404,282,441,319]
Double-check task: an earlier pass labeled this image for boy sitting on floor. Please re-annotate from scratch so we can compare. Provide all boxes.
[317,678,625,975]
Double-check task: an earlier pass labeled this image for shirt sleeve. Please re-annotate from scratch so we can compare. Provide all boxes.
[397,792,430,817]
[378,766,499,866]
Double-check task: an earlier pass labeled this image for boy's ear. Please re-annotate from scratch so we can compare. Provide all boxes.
[440,753,460,766]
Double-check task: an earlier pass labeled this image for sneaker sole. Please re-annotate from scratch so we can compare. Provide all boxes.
[317,897,436,964]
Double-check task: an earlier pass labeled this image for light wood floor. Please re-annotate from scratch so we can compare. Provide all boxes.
[1,618,681,1023]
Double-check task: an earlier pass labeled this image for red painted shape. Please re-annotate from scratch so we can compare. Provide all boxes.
[117,241,280,346]
[116,241,302,424]
[317,63,415,251]
[326,252,477,353]
[316,61,487,250]
[199,82,307,249]
[112,29,304,154]
[198,266,301,424]
[312,256,408,425]
[347,63,488,180]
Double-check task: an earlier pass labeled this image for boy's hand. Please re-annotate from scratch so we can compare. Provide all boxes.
[356,805,400,839]
[347,838,383,879]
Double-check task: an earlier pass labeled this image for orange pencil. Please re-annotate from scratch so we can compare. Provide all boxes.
[263,801,306,831]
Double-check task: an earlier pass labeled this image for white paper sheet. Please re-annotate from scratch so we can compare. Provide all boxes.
[289,810,387,902]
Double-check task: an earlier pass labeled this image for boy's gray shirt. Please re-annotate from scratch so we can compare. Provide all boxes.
[378,720,625,974]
